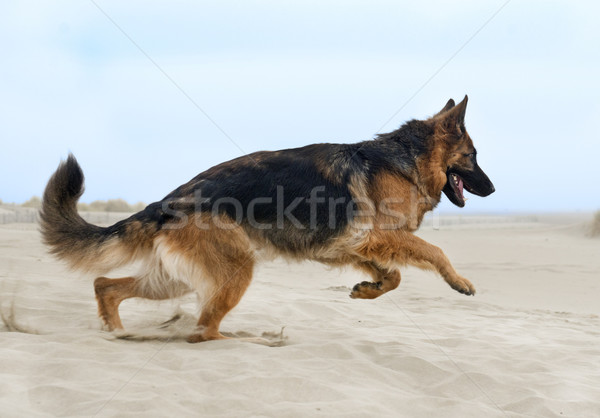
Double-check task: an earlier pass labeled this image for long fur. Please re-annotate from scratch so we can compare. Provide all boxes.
[39,96,495,341]
[39,155,153,274]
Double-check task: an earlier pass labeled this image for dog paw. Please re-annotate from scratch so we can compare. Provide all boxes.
[349,281,383,299]
[449,276,476,296]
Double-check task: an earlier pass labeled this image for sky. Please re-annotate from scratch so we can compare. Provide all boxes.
[0,0,599,213]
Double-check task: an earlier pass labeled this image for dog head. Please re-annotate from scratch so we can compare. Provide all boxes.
[433,96,495,207]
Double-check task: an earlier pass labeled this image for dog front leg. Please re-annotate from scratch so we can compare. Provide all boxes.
[355,231,475,296]
[350,262,401,299]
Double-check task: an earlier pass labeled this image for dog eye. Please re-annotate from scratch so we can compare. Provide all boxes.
[464,153,475,157]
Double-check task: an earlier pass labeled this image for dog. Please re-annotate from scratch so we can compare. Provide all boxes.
[40,95,495,343]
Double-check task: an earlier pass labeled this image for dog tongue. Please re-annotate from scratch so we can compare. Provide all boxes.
[457,177,464,198]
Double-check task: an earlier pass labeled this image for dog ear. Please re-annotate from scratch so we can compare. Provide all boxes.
[437,95,468,137]
[436,98,455,116]
[444,95,468,125]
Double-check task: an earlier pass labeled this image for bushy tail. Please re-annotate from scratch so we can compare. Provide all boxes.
[40,154,151,274]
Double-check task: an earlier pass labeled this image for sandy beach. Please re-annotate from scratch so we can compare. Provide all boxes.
[1,209,599,417]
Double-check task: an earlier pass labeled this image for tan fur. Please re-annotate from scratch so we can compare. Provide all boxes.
[94,213,256,341]
[350,262,401,299]
[85,98,488,341]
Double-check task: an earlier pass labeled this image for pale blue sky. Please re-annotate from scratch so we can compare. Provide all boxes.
[1,1,598,212]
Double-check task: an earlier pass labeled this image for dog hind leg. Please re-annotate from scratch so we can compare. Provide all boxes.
[94,276,192,331]
[186,254,255,343]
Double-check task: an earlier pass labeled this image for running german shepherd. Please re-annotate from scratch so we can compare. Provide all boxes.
[40,96,494,342]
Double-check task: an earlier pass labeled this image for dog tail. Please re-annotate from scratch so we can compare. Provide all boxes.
[40,154,157,274]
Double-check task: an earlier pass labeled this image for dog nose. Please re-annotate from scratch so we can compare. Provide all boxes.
[489,184,495,194]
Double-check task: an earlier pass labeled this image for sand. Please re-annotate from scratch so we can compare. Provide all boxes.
[1,210,599,417]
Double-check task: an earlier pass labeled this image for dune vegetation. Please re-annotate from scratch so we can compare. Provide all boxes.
[589,210,600,237]
[5,196,145,213]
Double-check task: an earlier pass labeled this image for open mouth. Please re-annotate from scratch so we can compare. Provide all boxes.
[443,171,468,207]
[442,165,495,207]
